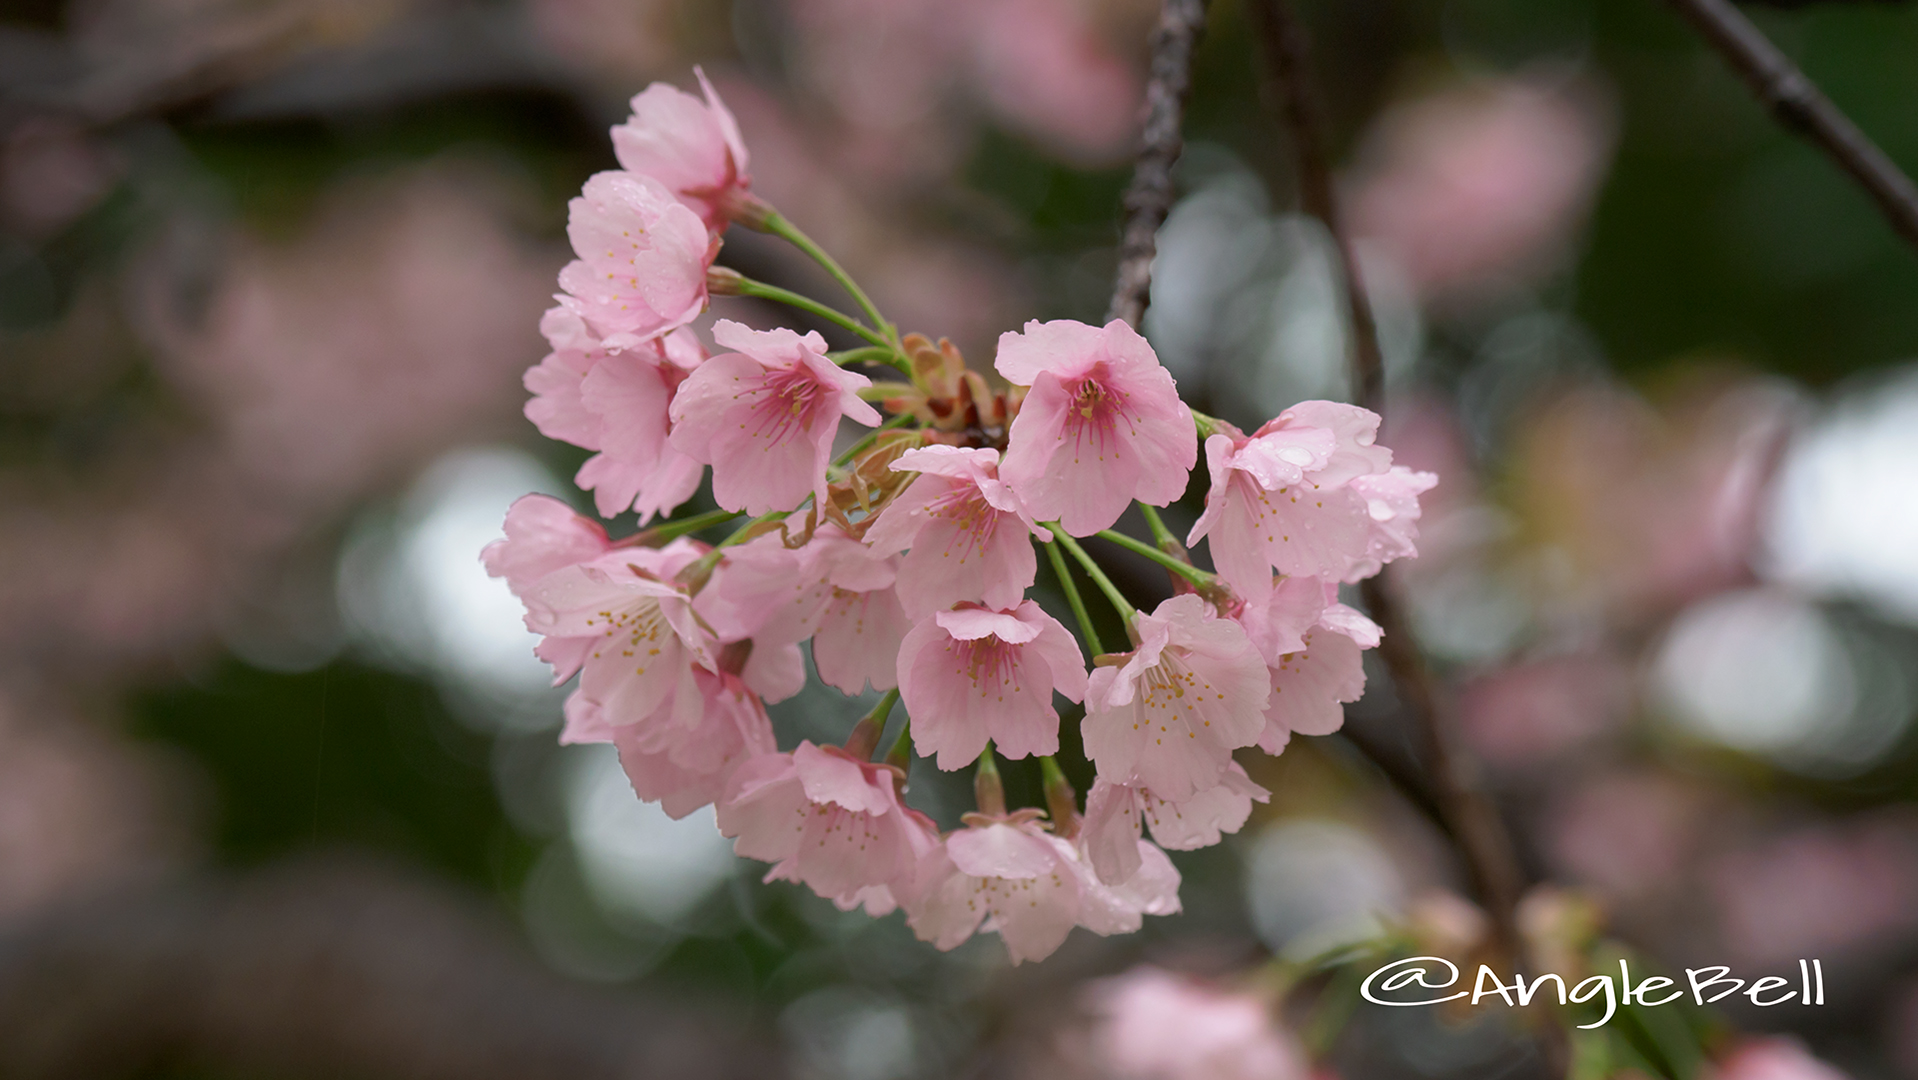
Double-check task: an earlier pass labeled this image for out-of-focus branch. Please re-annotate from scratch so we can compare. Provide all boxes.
[0,858,778,1080]
[1665,0,1918,252]
[1107,0,1209,329]
[1243,0,1531,964]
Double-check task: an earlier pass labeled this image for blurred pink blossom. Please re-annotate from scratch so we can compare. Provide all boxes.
[1459,651,1632,767]
[1544,768,1710,904]
[1710,1038,1852,1080]
[1709,812,1918,966]
[1510,376,1799,619]
[143,163,555,507]
[1082,966,1308,1080]
[0,691,195,919]
[0,117,121,238]
[784,0,1141,169]
[1347,77,1614,304]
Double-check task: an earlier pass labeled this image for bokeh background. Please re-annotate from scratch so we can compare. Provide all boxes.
[4,0,1918,1077]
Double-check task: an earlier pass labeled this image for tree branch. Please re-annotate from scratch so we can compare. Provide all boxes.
[1665,0,1918,252]
[1244,0,1531,965]
[1107,0,1209,329]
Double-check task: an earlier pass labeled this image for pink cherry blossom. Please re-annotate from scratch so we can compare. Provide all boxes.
[1186,401,1396,596]
[995,319,1196,536]
[1081,594,1270,802]
[481,493,610,594]
[668,320,881,516]
[717,741,933,902]
[703,525,910,696]
[613,667,776,818]
[692,526,909,696]
[907,811,1181,963]
[863,445,1046,618]
[1238,576,1380,753]
[519,544,715,734]
[1081,763,1270,884]
[556,170,712,342]
[525,305,709,521]
[905,811,1074,963]
[612,68,753,232]
[1084,966,1310,1080]
[1346,466,1439,581]
[1067,834,1184,938]
[806,532,914,695]
[897,601,1087,769]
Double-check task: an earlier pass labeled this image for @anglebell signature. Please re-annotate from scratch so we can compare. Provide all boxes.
[1360,955,1827,1029]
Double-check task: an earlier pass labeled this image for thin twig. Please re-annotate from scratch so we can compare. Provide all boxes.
[1243,0,1385,410]
[1245,0,1532,968]
[1107,0,1209,329]
[1666,0,1918,252]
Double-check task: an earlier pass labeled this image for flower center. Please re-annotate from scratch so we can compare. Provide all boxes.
[744,364,827,445]
[955,635,1023,696]
[922,485,998,562]
[588,593,674,672]
[1061,364,1136,461]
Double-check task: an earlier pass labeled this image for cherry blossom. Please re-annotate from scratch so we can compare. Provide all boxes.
[556,170,713,342]
[717,741,934,903]
[1080,763,1270,885]
[1237,575,1381,753]
[613,667,776,819]
[611,68,753,232]
[995,319,1196,536]
[805,532,915,695]
[908,811,1181,963]
[897,601,1087,769]
[480,493,610,594]
[1347,465,1439,581]
[692,526,910,695]
[517,543,715,736]
[863,445,1045,618]
[669,321,881,516]
[1081,594,1270,802]
[525,305,708,521]
[1186,401,1397,596]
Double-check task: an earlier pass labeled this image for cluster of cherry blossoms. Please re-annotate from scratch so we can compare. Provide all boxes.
[484,70,1436,964]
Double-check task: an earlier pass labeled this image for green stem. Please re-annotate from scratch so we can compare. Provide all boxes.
[828,345,899,368]
[717,510,787,551]
[763,211,894,345]
[1048,526,1137,623]
[1095,528,1213,588]
[619,507,741,547]
[1043,536,1104,657]
[832,412,913,471]
[883,716,914,773]
[731,276,893,351]
[845,687,901,760]
[1040,754,1079,838]
[1136,502,1180,551]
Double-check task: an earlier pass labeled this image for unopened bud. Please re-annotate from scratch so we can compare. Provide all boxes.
[1041,756,1080,840]
[973,747,1006,818]
[720,189,777,232]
